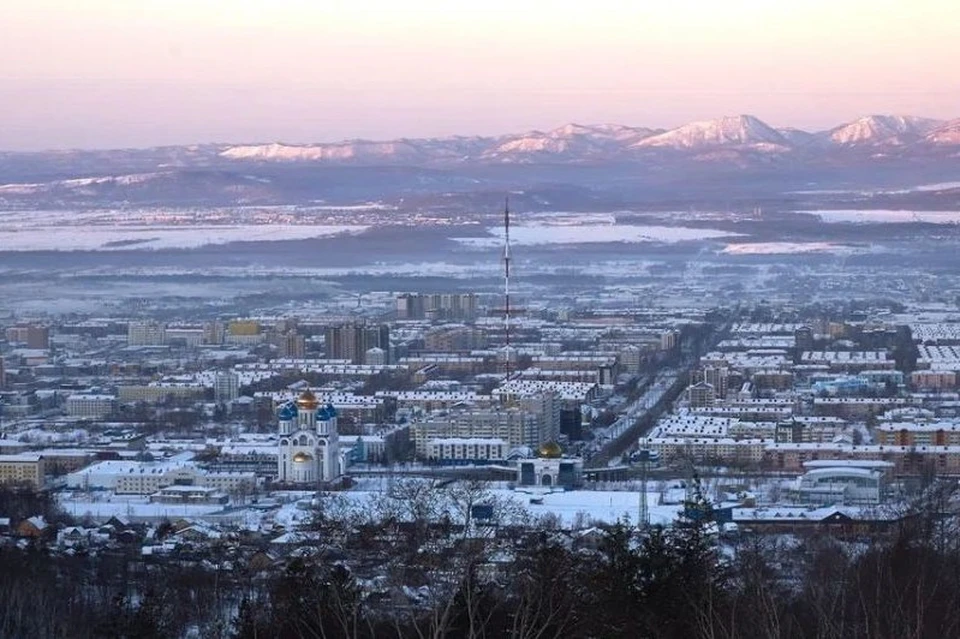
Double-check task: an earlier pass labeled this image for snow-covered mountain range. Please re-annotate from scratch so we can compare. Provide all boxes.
[209,114,960,165]
[2,113,960,208]
[3,114,958,171]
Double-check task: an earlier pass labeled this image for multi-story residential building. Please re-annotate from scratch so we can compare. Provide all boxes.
[396,293,478,320]
[117,384,206,403]
[5,325,50,349]
[0,392,36,418]
[800,351,895,373]
[774,416,849,443]
[202,320,226,345]
[375,390,495,412]
[275,331,306,359]
[29,449,95,475]
[325,322,390,364]
[65,394,117,419]
[0,454,45,488]
[911,370,956,391]
[425,438,508,462]
[398,355,485,375]
[619,345,642,375]
[661,330,679,351]
[688,382,716,408]
[875,420,960,446]
[532,355,619,386]
[813,397,907,419]
[413,392,560,459]
[760,442,960,475]
[639,437,767,465]
[214,371,240,403]
[127,321,166,346]
[164,327,204,347]
[424,326,487,352]
[699,365,729,398]
[493,380,599,405]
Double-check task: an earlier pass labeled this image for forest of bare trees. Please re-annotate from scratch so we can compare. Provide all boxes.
[3,481,960,638]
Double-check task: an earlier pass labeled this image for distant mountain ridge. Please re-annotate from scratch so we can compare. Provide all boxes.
[209,113,960,165]
[3,113,960,209]
[3,114,959,170]
[631,115,788,150]
[826,115,944,146]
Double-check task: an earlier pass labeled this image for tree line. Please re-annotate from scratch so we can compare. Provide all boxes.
[3,482,960,638]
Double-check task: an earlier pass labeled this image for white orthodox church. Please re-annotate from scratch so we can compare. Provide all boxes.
[277,390,341,484]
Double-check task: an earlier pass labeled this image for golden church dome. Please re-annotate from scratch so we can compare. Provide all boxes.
[296,390,319,410]
[538,441,563,459]
[292,451,314,463]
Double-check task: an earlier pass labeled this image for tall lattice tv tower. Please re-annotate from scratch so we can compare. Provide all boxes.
[503,197,512,353]
[496,196,521,378]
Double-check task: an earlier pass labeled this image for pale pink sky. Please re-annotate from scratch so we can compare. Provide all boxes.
[1,0,957,150]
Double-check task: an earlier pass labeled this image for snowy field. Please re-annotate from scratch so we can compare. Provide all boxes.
[58,496,225,521]
[271,488,684,530]
[0,220,367,251]
[456,224,738,247]
[789,181,960,196]
[810,209,960,224]
[507,489,683,527]
[57,487,685,529]
[722,241,870,255]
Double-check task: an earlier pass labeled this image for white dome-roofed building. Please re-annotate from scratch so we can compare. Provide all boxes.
[277,391,341,484]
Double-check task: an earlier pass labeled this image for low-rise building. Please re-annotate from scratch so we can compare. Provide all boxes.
[118,384,206,403]
[149,485,229,505]
[875,420,960,446]
[66,460,255,495]
[789,463,890,505]
[517,453,584,489]
[425,438,508,462]
[911,370,956,391]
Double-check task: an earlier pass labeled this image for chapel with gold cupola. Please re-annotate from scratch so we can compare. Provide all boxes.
[277,390,341,484]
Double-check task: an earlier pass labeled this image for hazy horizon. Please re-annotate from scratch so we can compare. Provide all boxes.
[2,0,958,151]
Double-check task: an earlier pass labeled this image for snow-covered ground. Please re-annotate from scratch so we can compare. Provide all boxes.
[507,489,683,527]
[810,209,960,224]
[722,241,870,255]
[56,486,687,528]
[58,495,225,521]
[0,223,366,251]
[788,181,960,196]
[273,488,684,530]
[456,224,738,248]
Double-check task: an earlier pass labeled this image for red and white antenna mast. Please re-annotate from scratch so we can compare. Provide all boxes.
[503,196,511,354]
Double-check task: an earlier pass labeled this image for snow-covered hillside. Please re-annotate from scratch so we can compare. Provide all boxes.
[632,115,789,151]
[827,115,943,146]
[924,119,960,146]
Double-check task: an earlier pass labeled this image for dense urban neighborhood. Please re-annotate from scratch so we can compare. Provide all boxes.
[6,266,960,636]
